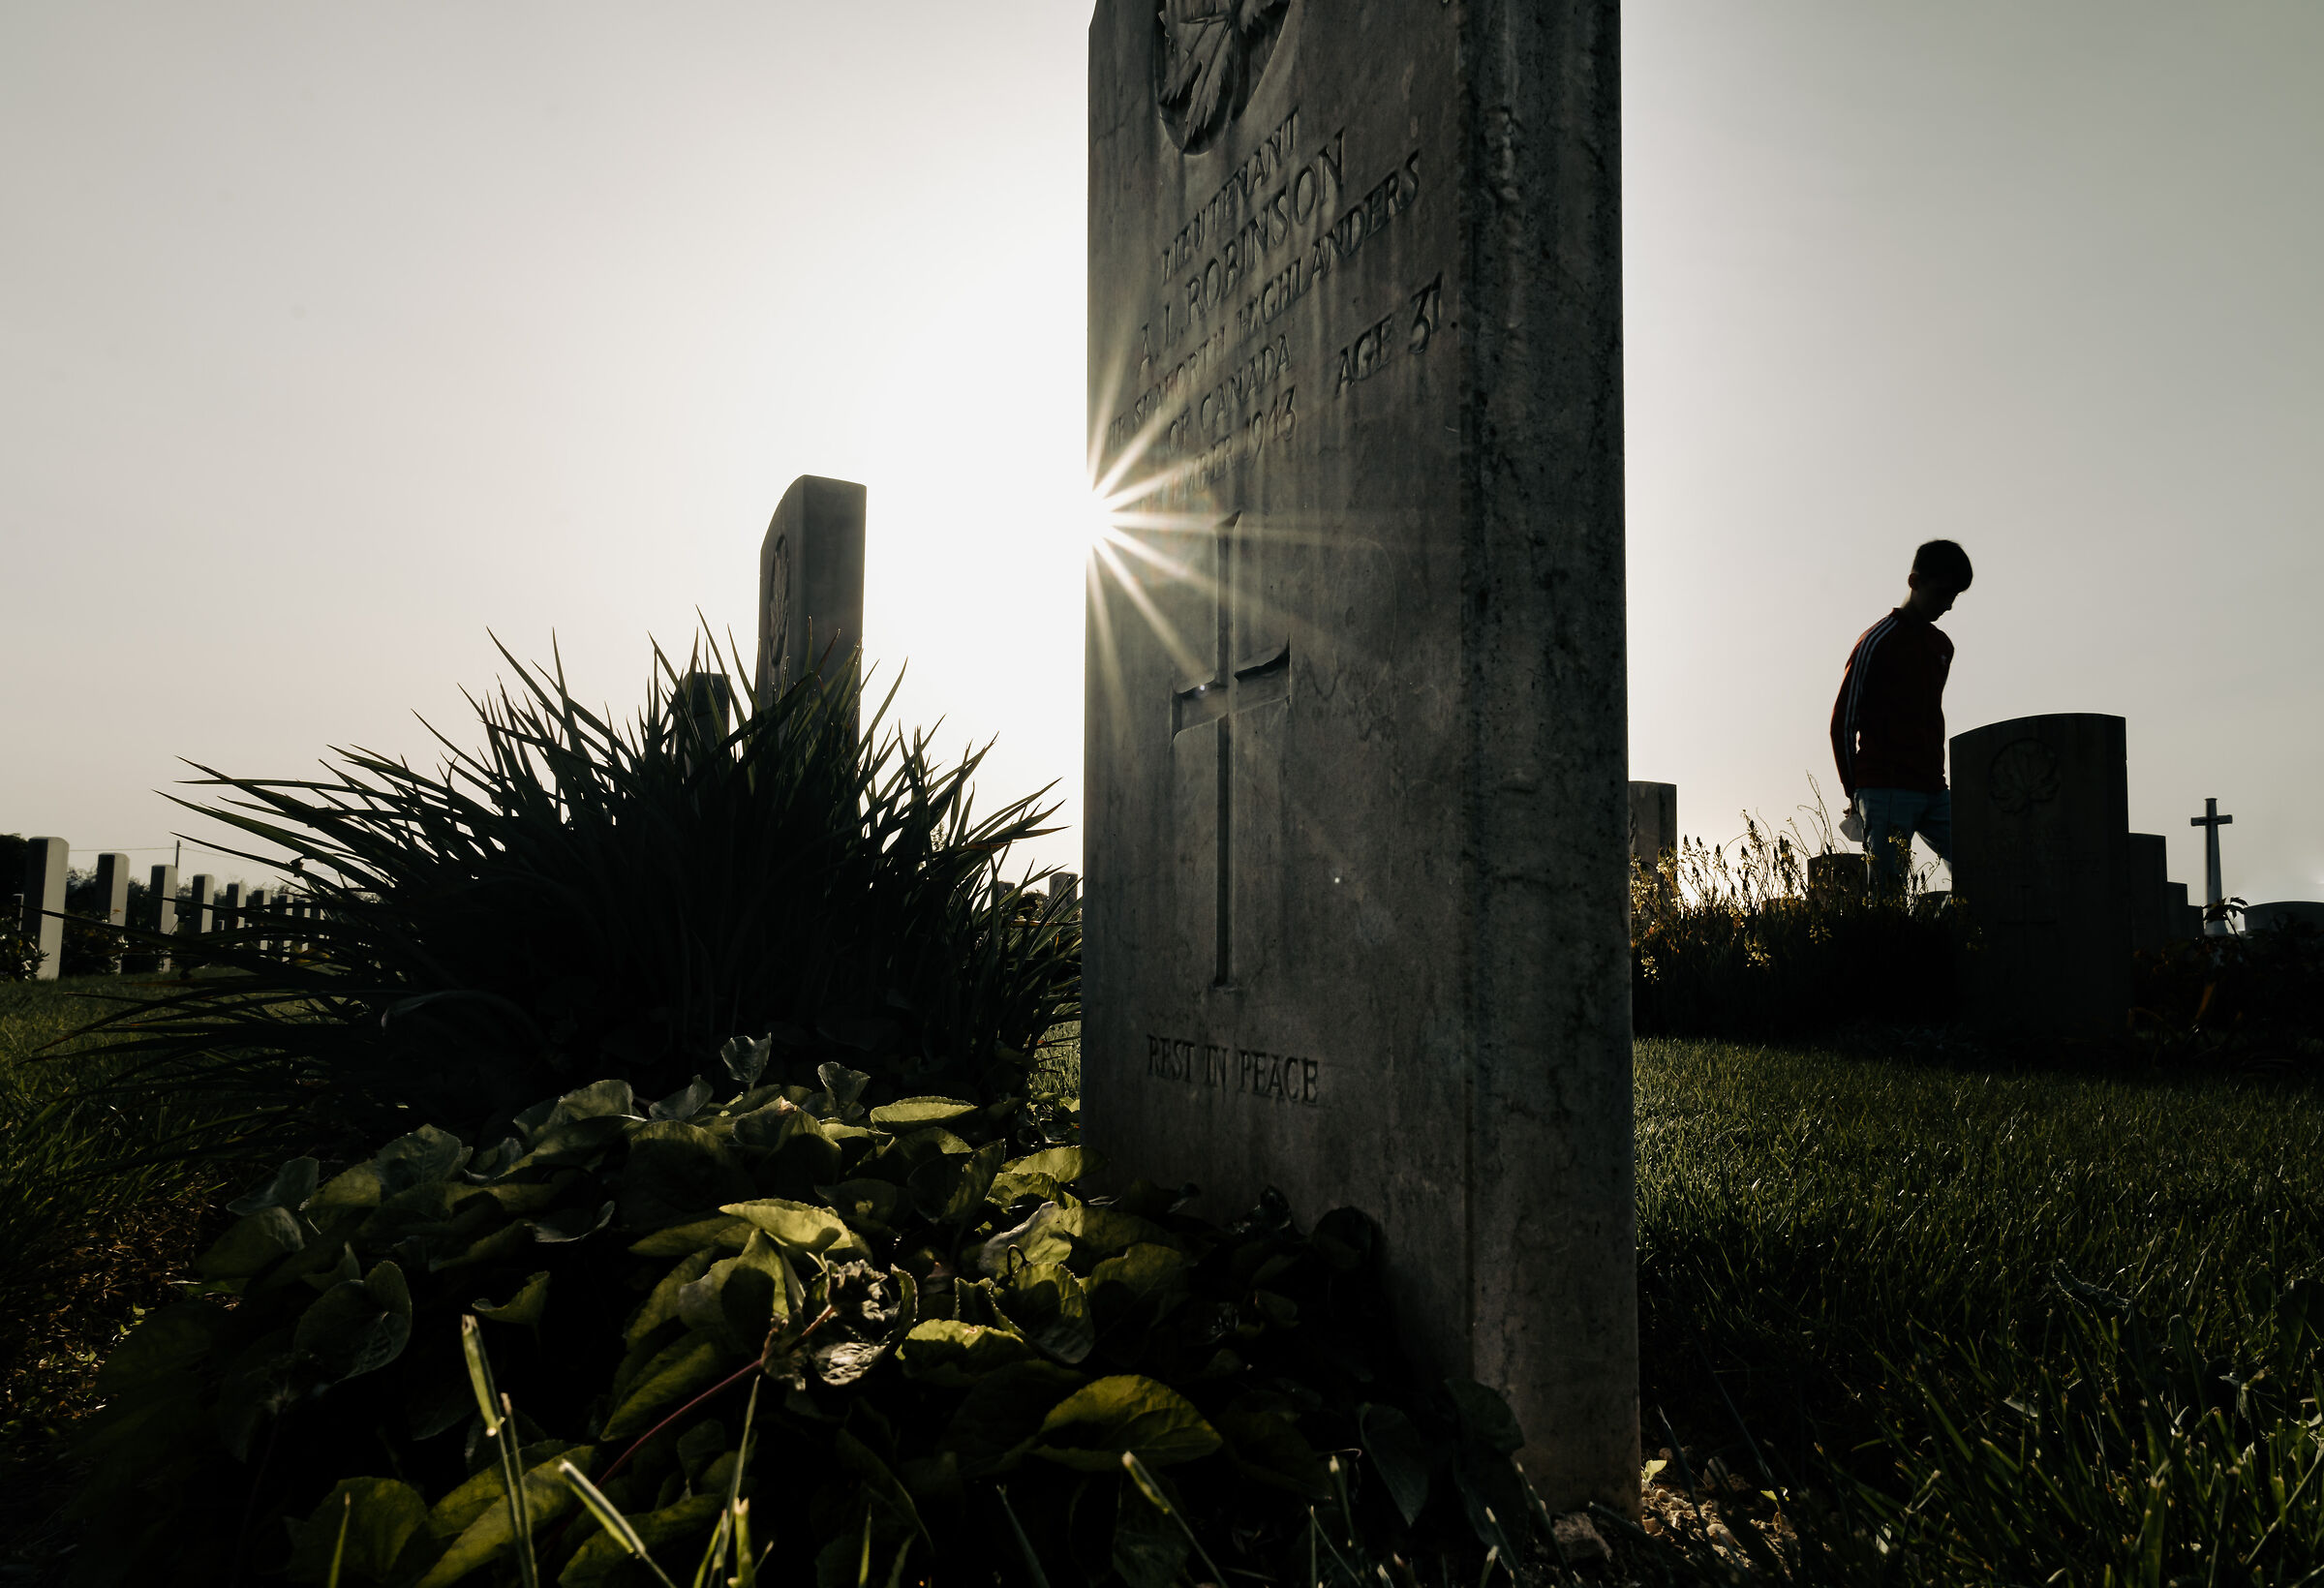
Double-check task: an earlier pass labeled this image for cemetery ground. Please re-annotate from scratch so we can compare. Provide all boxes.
[2,980,2320,1581]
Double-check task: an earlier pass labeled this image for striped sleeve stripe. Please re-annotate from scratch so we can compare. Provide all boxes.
[1840,614,1900,786]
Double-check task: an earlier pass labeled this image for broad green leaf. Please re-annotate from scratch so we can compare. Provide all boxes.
[308,1161,384,1214]
[416,1443,589,1588]
[867,1097,978,1130]
[1001,1147,1087,1182]
[548,1078,639,1123]
[1060,1207,1177,1262]
[938,1361,1086,1478]
[229,1157,319,1217]
[1216,1406,1330,1498]
[94,1302,229,1398]
[994,1262,1095,1365]
[648,1075,713,1121]
[627,1247,720,1347]
[895,1320,1035,1388]
[627,1214,749,1258]
[621,1121,754,1230]
[1088,1244,1191,1313]
[283,1478,432,1586]
[970,1203,1071,1275]
[719,1198,871,1262]
[600,1332,732,1441]
[473,1270,551,1329]
[1112,1477,1190,1588]
[818,1177,904,1236]
[558,1492,721,1588]
[293,1260,413,1384]
[198,1206,305,1279]
[677,1230,793,1354]
[1029,1375,1222,1471]
[908,1140,1005,1224]
[213,1328,313,1460]
[1352,1402,1429,1529]
[1445,1378,1525,1455]
[375,1124,470,1193]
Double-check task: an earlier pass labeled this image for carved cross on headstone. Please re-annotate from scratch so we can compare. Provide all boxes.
[2189,796,2234,934]
[1170,515,1289,988]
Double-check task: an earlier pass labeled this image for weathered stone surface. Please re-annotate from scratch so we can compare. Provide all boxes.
[2167,880,2198,940]
[95,852,132,930]
[1949,714,2130,1031]
[754,475,866,726]
[1629,781,1677,878]
[2245,901,2324,934]
[20,837,67,981]
[2125,833,2170,956]
[1084,0,1632,1508]
[149,865,177,970]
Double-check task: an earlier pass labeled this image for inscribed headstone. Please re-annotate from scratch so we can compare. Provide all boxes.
[1084,0,1632,1507]
[2245,901,2324,934]
[1949,714,2130,1032]
[95,853,132,929]
[2124,833,2170,956]
[1628,780,1677,881]
[754,475,866,732]
[150,865,178,971]
[20,838,67,982]
[2167,880,2198,940]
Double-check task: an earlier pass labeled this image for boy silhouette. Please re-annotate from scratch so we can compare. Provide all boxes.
[1830,539,1973,889]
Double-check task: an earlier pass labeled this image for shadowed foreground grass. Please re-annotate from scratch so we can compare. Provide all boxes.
[0,978,228,1445]
[1636,1036,2324,1582]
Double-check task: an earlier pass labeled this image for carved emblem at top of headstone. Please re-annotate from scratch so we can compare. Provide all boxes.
[1154,0,1289,154]
[1987,738,2062,814]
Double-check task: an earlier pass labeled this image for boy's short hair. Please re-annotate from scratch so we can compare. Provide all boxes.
[1912,538,1973,592]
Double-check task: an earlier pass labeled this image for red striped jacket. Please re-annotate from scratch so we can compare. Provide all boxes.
[1830,609,1953,797]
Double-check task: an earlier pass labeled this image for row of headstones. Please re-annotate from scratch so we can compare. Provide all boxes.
[14,836,317,981]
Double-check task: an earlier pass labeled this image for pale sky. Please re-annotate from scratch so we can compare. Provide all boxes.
[4,3,2319,904]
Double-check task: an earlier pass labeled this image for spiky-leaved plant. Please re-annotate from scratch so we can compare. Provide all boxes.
[76,635,1079,1154]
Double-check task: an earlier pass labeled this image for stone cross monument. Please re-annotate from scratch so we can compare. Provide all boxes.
[2189,797,2233,936]
[1084,0,1633,1510]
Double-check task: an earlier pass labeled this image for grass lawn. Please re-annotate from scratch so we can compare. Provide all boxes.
[1636,1036,2324,1579]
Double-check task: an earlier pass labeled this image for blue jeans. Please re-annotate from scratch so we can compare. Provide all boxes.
[1856,788,1951,890]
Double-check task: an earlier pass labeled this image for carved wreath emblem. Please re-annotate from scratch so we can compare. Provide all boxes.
[1155,0,1290,154]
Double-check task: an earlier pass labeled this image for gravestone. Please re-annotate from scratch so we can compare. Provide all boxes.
[95,853,132,929]
[754,475,867,736]
[20,838,67,981]
[150,865,177,970]
[2124,833,2170,955]
[1949,714,2130,1032]
[1808,851,1869,901]
[222,883,243,935]
[1085,0,1632,1507]
[2167,881,2198,939]
[2245,901,2324,934]
[1048,871,1081,912]
[1628,780,1677,887]
[188,874,214,936]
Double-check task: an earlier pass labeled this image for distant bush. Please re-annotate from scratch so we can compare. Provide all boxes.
[76,638,1081,1159]
[2136,912,2324,1072]
[1631,806,1963,1039]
